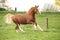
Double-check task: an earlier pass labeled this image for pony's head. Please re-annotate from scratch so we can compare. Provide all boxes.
[34,5,39,14]
[28,5,39,15]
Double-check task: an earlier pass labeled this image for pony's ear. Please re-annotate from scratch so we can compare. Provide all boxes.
[35,5,39,8]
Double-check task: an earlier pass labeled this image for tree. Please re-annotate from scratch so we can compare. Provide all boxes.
[0,0,7,3]
[54,0,60,10]
[41,3,58,12]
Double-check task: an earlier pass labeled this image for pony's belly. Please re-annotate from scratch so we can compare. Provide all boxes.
[20,21,27,24]
[18,19,27,24]
[18,20,32,24]
[20,23,31,24]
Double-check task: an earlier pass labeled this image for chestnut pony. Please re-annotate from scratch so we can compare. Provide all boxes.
[5,5,43,32]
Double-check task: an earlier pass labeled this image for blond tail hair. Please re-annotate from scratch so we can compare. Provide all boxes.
[4,13,14,24]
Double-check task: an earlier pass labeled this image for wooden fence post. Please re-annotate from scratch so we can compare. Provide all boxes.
[46,18,48,29]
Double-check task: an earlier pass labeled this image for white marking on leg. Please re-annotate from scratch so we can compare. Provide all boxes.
[34,24,37,30]
[37,24,43,31]
[16,30,18,32]
[19,25,25,32]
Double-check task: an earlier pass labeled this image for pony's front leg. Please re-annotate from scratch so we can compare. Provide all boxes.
[18,25,25,32]
[33,22,38,31]
[34,24,37,31]
[37,24,44,31]
[33,22,44,31]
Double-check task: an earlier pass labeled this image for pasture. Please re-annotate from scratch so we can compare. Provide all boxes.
[0,12,60,40]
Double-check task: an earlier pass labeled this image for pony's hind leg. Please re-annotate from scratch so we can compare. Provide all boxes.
[18,25,25,32]
[15,24,19,32]
[15,24,25,32]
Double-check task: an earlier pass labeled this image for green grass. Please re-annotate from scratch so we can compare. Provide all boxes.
[0,12,60,40]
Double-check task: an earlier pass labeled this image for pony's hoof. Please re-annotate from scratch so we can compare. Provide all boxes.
[34,29,37,32]
[22,31,26,33]
[40,29,44,32]
[16,30,18,32]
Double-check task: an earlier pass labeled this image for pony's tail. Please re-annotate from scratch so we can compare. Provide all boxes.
[4,13,14,24]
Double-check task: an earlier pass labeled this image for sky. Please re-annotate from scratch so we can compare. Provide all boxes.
[6,0,55,11]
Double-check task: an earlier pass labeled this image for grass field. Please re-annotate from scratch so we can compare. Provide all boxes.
[0,12,60,40]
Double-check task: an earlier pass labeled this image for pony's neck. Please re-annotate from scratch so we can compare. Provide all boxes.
[27,10,35,17]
